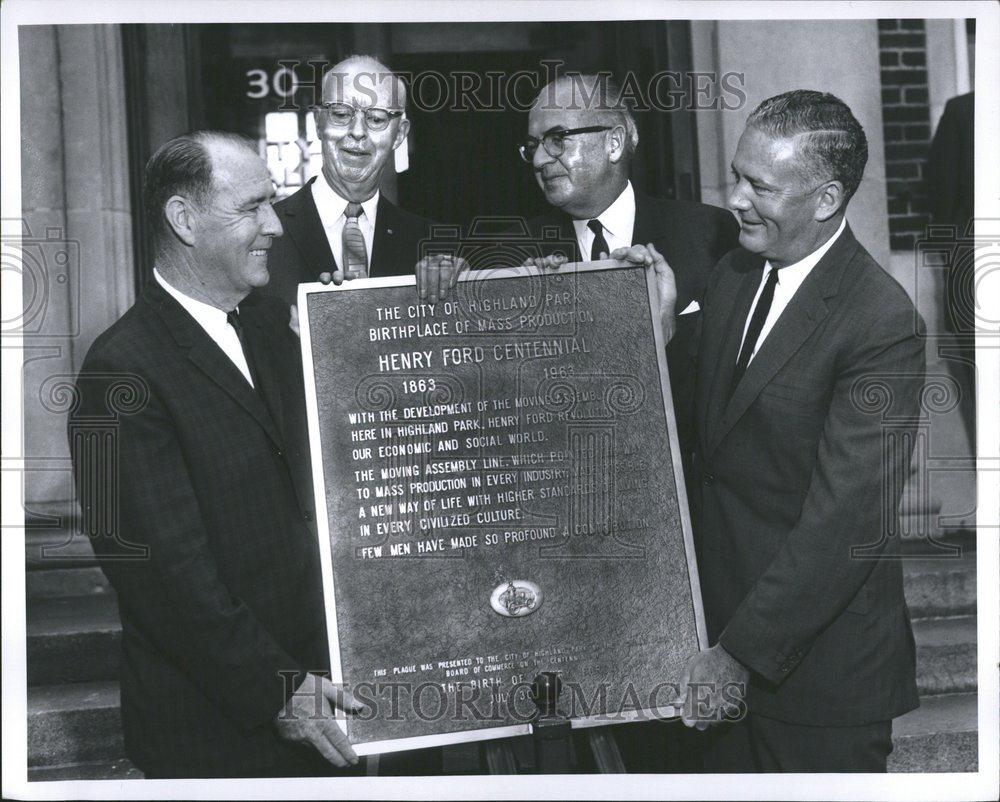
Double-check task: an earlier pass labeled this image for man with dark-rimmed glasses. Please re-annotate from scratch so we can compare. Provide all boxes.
[519,74,738,772]
[521,75,738,585]
[265,55,462,308]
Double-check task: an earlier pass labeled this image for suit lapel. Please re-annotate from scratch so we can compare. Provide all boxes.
[281,179,336,280]
[631,191,667,247]
[535,211,580,261]
[706,226,861,457]
[146,283,285,448]
[371,196,410,277]
[632,192,702,313]
[559,214,580,261]
[702,260,764,451]
[242,312,286,443]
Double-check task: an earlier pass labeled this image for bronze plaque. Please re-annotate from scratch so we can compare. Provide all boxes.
[300,263,706,754]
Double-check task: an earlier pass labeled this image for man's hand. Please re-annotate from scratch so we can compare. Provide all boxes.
[275,672,362,768]
[521,253,569,271]
[608,243,677,344]
[289,305,300,338]
[318,268,349,287]
[416,254,468,303]
[669,644,749,731]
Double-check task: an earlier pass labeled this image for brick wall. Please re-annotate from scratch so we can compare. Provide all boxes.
[878,19,932,251]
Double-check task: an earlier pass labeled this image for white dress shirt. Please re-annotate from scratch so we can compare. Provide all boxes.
[572,181,636,261]
[154,268,255,387]
[738,218,847,366]
[311,176,379,272]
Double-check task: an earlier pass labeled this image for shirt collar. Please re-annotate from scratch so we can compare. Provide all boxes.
[154,267,230,328]
[764,217,847,282]
[577,181,635,241]
[311,175,380,225]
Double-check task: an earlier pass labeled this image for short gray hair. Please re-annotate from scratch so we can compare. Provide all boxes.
[143,130,257,252]
[746,89,868,201]
[535,73,640,159]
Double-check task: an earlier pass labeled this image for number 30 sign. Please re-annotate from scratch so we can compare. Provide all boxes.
[245,67,299,99]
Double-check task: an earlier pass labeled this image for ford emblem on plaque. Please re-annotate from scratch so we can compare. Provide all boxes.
[490,580,543,618]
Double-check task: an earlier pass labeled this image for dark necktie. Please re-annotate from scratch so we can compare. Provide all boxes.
[729,267,780,398]
[587,219,610,261]
[343,202,369,278]
[227,308,261,390]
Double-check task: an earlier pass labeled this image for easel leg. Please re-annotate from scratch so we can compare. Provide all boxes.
[587,729,627,773]
[481,739,520,773]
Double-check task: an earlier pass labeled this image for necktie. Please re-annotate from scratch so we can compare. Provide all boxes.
[227,309,260,390]
[342,202,369,278]
[729,267,780,398]
[587,219,610,261]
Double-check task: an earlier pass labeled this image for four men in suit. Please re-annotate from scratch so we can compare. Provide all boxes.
[71,53,925,774]
[70,131,360,777]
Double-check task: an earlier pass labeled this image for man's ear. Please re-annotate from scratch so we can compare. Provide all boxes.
[164,195,197,247]
[392,117,411,151]
[607,124,627,164]
[814,180,845,222]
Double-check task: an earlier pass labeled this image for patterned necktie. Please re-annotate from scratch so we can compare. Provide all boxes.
[587,219,610,261]
[342,202,369,278]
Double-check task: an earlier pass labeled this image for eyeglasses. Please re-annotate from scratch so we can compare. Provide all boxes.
[312,102,404,132]
[518,126,612,163]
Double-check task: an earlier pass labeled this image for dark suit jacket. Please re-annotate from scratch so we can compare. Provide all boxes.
[530,192,739,484]
[70,281,330,777]
[264,176,434,306]
[693,225,923,726]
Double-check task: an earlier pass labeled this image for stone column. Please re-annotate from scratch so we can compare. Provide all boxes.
[20,24,134,511]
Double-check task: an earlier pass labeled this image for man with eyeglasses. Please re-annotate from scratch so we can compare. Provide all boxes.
[521,74,738,518]
[266,55,462,308]
[516,73,738,772]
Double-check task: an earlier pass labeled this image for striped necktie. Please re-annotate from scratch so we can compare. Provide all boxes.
[342,202,369,278]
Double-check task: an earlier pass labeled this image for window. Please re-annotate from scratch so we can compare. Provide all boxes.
[262,110,322,198]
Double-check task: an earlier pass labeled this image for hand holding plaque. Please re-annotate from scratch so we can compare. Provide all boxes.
[608,243,677,344]
[527,243,678,344]
[416,253,469,303]
[274,672,363,767]
[521,252,569,270]
[669,644,749,731]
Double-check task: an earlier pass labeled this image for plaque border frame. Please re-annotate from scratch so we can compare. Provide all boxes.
[298,261,708,755]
